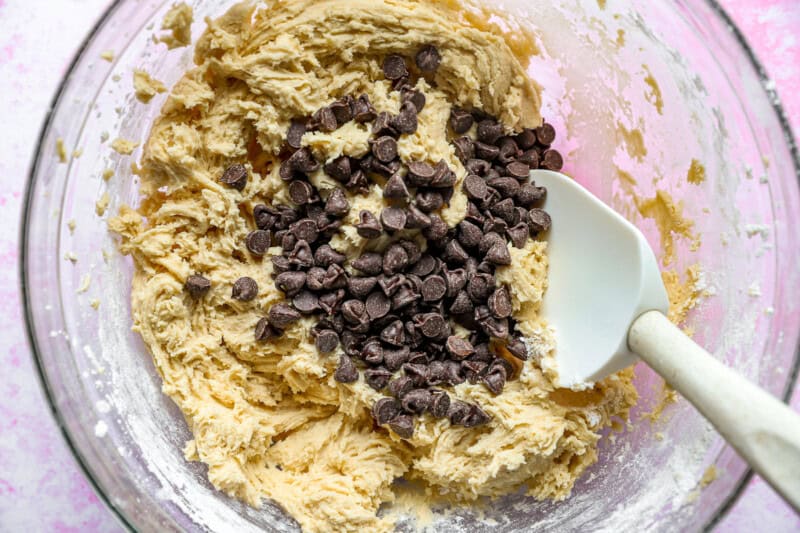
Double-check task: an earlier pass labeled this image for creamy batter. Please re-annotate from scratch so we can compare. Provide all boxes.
[110,1,637,531]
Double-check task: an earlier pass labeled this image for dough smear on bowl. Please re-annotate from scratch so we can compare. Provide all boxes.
[110,0,637,531]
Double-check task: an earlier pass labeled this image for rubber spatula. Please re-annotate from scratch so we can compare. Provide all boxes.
[532,169,800,511]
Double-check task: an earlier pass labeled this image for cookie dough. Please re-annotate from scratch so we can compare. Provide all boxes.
[110,1,637,531]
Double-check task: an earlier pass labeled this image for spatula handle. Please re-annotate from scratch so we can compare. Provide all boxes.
[628,310,800,512]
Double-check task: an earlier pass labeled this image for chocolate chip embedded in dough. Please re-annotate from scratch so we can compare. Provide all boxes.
[372,397,401,425]
[288,180,315,205]
[453,136,475,162]
[402,87,426,113]
[324,156,351,182]
[286,120,306,150]
[268,302,301,328]
[372,135,398,163]
[401,389,433,415]
[415,190,444,213]
[462,404,491,427]
[506,336,529,361]
[232,277,258,301]
[383,173,409,199]
[220,163,248,190]
[255,317,279,342]
[353,94,377,123]
[334,354,359,383]
[185,274,211,299]
[449,108,474,135]
[388,414,414,439]
[330,96,354,126]
[430,390,451,418]
[391,102,418,134]
[287,146,320,174]
[324,188,350,217]
[365,368,393,391]
[315,329,340,353]
[383,54,409,80]
[447,400,472,425]
[406,161,436,187]
[313,106,338,132]
[415,44,441,72]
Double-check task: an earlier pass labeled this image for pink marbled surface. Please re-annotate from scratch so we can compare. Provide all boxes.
[0,0,798,531]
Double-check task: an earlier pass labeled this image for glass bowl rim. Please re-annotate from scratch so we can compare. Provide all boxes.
[18,0,800,531]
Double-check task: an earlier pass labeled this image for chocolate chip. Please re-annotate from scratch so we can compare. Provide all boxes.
[462,405,491,427]
[515,128,537,150]
[409,255,436,277]
[430,161,456,188]
[430,390,451,418]
[462,360,488,384]
[487,177,520,199]
[389,414,414,439]
[340,299,365,325]
[324,156,351,182]
[314,106,338,132]
[365,368,393,391]
[382,244,408,276]
[220,163,248,190]
[381,319,406,346]
[366,291,392,320]
[324,188,350,217]
[416,313,446,338]
[457,220,483,249]
[319,289,345,314]
[477,120,504,145]
[450,108,474,134]
[497,138,520,165]
[385,348,411,374]
[399,240,422,264]
[474,141,500,161]
[354,211,381,240]
[402,88,426,113]
[528,208,552,233]
[405,205,432,229]
[232,277,258,301]
[485,242,511,266]
[288,240,315,268]
[288,180,314,205]
[450,291,473,315]
[313,245,345,268]
[322,264,348,290]
[415,44,441,72]
[372,135,398,163]
[286,120,307,150]
[536,122,557,145]
[391,102,418,134]
[488,286,512,318]
[371,111,396,138]
[334,355,359,383]
[348,276,378,299]
[268,303,301,328]
[288,146,320,174]
[505,161,530,180]
[401,389,433,415]
[447,401,472,425]
[516,183,546,207]
[303,267,324,291]
[373,397,401,425]
[383,173,409,199]
[290,219,319,244]
[271,255,291,274]
[403,363,430,387]
[422,214,448,242]
[506,336,529,361]
[465,158,491,176]
[453,136,475,162]
[467,273,494,302]
[446,336,474,360]
[443,267,468,298]
[185,274,211,300]
[353,94,377,123]
[378,274,405,297]
[518,149,540,168]
[275,271,306,297]
[507,223,529,249]
[255,317,278,342]
[482,365,507,395]
[415,190,444,213]
[479,232,505,256]
[383,54,409,80]
[290,290,318,314]
[420,275,446,302]
[380,207,407,233]
[541,149,563,171]
[406,161,436,187]
[315,329,340,353]
[330,97,353,126]
[481,316,509,339]
[392,284,419,310]
[442,239,469,265]
[489,198,516,223]
[253,205,277,230]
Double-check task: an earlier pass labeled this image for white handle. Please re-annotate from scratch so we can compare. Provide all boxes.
[629,310,800,512]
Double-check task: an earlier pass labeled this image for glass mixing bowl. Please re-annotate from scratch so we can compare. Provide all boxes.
[21,0,800,531]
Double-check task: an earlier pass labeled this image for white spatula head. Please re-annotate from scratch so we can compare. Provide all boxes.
[531,170,670,389]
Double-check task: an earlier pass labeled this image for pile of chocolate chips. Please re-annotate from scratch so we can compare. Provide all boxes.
[191,45,560,440]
